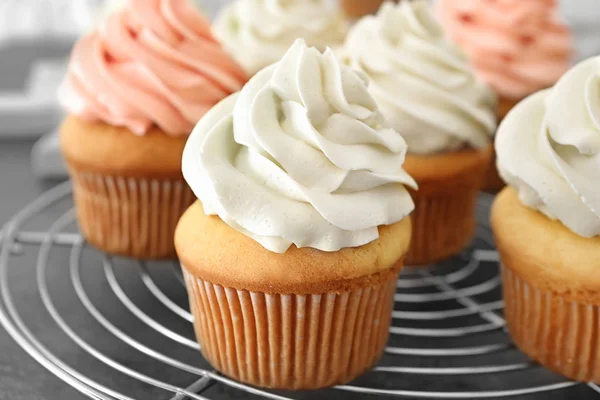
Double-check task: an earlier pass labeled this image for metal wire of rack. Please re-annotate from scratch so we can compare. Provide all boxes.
[1,182,600,399]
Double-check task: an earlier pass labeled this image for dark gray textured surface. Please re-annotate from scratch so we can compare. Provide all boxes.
[0,140,80,400]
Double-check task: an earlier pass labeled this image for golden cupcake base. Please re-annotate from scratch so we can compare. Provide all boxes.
[493,188,600,382]
[60,116,194,259]
[176,202,412,389]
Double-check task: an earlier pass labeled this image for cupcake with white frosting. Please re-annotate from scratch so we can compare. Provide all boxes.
[341,0,497,265]
[176,39,416,389]
[492,56,600,383]
[213,0,348,75]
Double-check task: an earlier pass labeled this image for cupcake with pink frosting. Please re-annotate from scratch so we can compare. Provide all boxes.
[437,0,572,118]
[59,0,247,259]
[437,0,572,191]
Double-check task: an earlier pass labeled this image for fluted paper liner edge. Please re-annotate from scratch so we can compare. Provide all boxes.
[503,265,600,382]
[70,170,194,259]
[407,187,479,265]
[183,269,398,390]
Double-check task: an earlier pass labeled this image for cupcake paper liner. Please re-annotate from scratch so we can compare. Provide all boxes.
[70,170,195,259]
[503,265,600,382]
[183,268,398,390]
[406,186,480,265]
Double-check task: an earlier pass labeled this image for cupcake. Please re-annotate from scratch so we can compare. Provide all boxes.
[492,56,600,382]
[340,0,398,19]
[340,1,497,265]
[213,0,348,76]
[436,0,572,191]
[176,39,417,389]
[59,0,247,259]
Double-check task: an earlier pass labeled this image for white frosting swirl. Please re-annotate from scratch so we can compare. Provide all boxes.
[213,0,348,76]
[183,39,416,253]
[340,1,497,154]
[496,56,600,238]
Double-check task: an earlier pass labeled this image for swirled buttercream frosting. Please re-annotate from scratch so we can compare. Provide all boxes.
[437,0,572,100]
[340,1,497,154]
[60,0,247,136]
[496,56,600,237]
[183,39,417,253]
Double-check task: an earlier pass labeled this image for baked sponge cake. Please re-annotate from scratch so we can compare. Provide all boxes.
[175,39,416,389]
[492,56,600,382]
[177,204,410,389]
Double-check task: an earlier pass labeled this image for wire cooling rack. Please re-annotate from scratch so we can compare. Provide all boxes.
[1,182,599,400]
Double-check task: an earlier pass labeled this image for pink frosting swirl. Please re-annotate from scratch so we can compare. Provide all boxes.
[437,0,572,100]
[60,0,247,136]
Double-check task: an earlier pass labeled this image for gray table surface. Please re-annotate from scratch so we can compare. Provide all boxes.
[0,39,86,399]
[0,140,78,400]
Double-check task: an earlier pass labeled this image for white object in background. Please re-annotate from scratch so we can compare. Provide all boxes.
[27,61,70,178]
[0,0,102,43]
[560,0,600,62]
[0,60,66,137]
[31,129,67,179]
[0,0,106,140]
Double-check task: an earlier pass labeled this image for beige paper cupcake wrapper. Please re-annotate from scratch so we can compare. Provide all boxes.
[183,269,398,390]
[503,265,600,382]
[70,171,195,259]
[407,187,479,265]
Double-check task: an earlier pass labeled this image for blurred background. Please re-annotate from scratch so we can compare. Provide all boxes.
[0,0,224,179]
